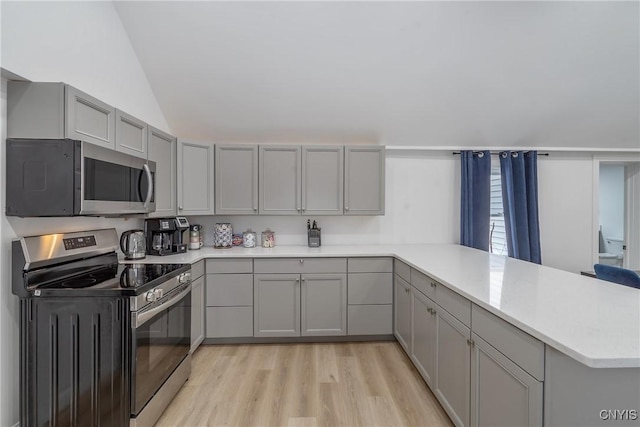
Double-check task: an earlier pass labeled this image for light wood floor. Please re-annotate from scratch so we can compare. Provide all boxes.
[156,342,454,427]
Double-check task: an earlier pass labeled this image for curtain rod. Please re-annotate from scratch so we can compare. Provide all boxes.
[452,151,550,156]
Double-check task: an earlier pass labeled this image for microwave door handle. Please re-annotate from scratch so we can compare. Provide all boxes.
[142,163,153,209]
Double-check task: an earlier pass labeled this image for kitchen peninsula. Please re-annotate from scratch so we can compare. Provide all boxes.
[125,243,640,427]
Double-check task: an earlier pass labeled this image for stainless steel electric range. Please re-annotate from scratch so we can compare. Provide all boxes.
[12,228,191,427]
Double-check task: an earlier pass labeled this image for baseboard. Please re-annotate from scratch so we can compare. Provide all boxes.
[203,334,396,345]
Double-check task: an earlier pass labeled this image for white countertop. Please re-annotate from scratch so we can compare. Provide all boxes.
[125,244,640,368]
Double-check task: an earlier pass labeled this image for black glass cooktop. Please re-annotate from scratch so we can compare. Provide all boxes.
[27,255,188,294]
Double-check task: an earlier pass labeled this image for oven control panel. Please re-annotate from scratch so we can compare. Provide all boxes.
[63,235,97,250]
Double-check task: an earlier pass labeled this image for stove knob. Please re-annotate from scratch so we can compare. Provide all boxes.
[179,272,191,284]
[146,290,157,302]
[154,289,164,299]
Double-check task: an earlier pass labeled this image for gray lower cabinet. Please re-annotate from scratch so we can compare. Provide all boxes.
[259,145,301,215]
[434,306,471,427]
[7,82,116,149]
[301,274,347,336]
[344,145,385,215]
[254,272,347,337]
[190,274,205,352]
[177,139,215,215]
[215,144,259,214]
[115,108,147,158]
[411,289,437,387]
[471,333,543,427]
[393,274,412,352]
[205,259,254,338]
[347,257,393,335]
[147,126,176,217]
[254,274,301,337]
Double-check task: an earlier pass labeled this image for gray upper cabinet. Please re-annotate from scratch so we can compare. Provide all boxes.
[65,85,116,149]
[177,139,215,215]
[259,145,344,216]
[215,144,259,215]
[302,146,344,215]
[7,82,116,149]
[344,145,385,215]
[259,145,301,215]
[147,126,177,218]
[115,109,147,158]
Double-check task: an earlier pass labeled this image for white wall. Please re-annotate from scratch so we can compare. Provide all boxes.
[0,2,172,425]
[599,164,625,242]
[1,1,170,133]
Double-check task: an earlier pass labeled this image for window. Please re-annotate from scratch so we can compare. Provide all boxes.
[490,160,507,255]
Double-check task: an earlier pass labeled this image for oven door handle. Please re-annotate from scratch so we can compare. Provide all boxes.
[133,284,191,328]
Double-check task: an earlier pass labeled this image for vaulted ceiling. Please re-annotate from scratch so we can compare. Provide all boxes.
[114,1,639,149]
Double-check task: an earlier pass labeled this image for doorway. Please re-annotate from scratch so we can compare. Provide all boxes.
[595,160,640,270]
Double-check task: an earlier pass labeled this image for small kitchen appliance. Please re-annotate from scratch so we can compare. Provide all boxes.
[120,229,146,260]
[145,217,189,255]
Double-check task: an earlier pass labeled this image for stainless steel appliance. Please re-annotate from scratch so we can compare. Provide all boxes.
[121,229,147,260]
[12,229,191,427]
[145,217,189,256]
[6,138,156,216]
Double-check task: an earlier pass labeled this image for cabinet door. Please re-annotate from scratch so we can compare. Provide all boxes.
[65,85,116,149]
[302,146,344,215]
[344,145,385,215]
[147,126,176,217]
[215,144,258,214]
[177,139,215,215]
[254,274,300,337]
[435,306,471,427]
[411,289,437,387]
[394,274,412,353]
[115,109,147,158]
[470,333,542,427]
[301,273,347,336]
[259,145,301,215]
[191,275,205,353]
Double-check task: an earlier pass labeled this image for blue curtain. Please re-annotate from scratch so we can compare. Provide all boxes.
[460,150,491,251]
[500,151,542,264]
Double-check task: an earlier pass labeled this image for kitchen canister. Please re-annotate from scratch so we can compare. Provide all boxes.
[261,229,275,248]
[189,224,203,250]
[242,230,257,248]
[214,223,233,249]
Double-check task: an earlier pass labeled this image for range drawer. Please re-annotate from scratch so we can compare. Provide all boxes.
[348,273,393,304]
[254,258,346,274]
[206,274,253,306]
[206,258,253,274]
[472,304,544,380]
[394,258,411,282]
[348,257,393,273]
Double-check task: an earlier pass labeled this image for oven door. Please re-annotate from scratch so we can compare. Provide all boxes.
[130,285,191,416]
[81,142,156,215]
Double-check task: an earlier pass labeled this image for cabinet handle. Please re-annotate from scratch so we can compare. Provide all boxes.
[296,277,300,282]
[405,288,410,294]
[254,207,257,211]
[302,277,306,282]
[431,308,436,316]
[345,206,349,211]
[430,282,436,288]
[179,206,183,210]
[300,259,304,264]
[467,339,475,346]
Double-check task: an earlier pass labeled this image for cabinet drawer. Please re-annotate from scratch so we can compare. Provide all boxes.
[348,257,393,273]
[205,306,253,338]
[254,258,346,274]
[348,305,392,335]
[206,274,253,306]
[206,258,253,274]
[410,269,436,300]
[394,258,411,282]
[348,273,393,304]
[436,284,471,327]
[191,260,205,280]
[472,304,544,380]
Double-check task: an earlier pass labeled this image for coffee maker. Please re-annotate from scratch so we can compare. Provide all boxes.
[144,217,189,256]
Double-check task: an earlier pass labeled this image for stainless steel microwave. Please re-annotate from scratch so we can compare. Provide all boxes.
[6,139,155,216]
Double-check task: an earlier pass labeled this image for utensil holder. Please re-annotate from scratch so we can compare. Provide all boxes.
[308,228,321,247]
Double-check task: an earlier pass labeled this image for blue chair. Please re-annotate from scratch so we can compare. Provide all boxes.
[594,264,640,289]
